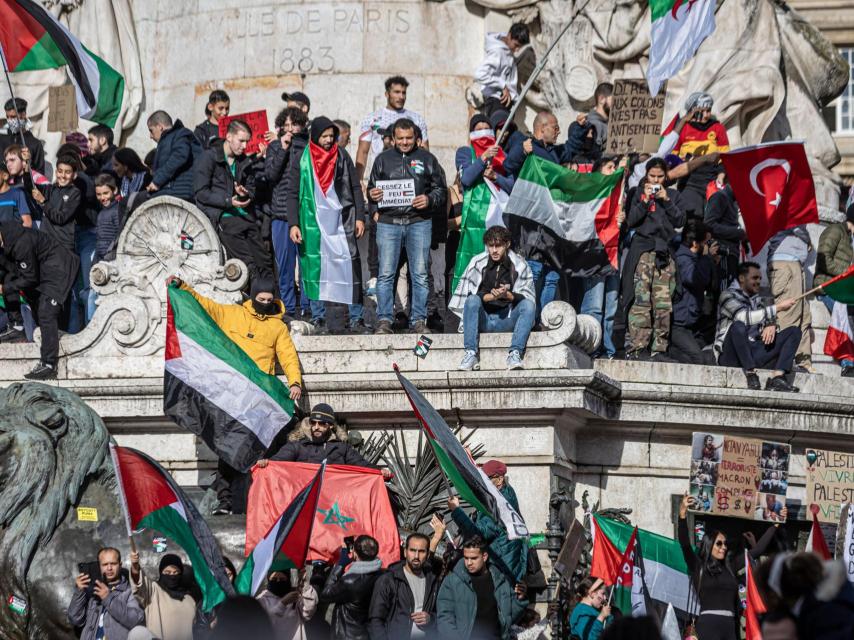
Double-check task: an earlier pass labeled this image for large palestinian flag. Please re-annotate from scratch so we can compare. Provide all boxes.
[236,463,325,596]
[297,142,362,305]
[110,444,235,611]
[163,285,295,472]
[646,0,716,96]
[591,514,695,615]
[504,156,623,277]
[395,367,529,540]
[0,0,124,127]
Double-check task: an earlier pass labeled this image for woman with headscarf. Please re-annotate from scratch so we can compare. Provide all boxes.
[112,148,152,204]
[131,550,198,640]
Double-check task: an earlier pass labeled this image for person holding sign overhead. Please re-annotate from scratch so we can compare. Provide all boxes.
[367,118,446,335]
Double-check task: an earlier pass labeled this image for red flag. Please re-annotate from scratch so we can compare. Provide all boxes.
[469,130,506,175]
[745,551,766,640]
[720,142,818,253]
[807,505,833,560]
[246,461,400,567]
[590,515,625,585]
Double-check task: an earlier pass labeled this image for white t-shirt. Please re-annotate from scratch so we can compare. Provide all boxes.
[359,106,429,160]
[403,568,427,639]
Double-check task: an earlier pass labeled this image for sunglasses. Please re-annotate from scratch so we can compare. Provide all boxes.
[309,419,331,426]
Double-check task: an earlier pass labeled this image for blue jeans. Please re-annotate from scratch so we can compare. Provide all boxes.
[309,299,364,324]
[526,259,559,316]
[69,226,97,332]
[819,294,854,367]
[580,274,620,356]
[271,220,301,314]
[463,296,536,353]
[376,220,431,324]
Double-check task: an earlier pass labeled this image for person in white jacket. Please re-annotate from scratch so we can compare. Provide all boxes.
[474,24,530,119]
[256,570,318,640]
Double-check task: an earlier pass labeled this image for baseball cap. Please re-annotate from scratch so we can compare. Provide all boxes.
[281,91,311,109]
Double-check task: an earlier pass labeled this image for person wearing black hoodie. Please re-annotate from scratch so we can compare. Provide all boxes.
[147,110,199,201]
[0,220,79,379]
[285,115,368,334]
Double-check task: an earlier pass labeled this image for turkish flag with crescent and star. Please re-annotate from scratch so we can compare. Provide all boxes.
[721,141,818,253]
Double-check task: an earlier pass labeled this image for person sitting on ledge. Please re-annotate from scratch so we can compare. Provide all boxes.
[448,225,536,372]
[714,261,799,392]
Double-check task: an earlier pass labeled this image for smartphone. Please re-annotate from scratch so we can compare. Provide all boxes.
[77,561,101,588]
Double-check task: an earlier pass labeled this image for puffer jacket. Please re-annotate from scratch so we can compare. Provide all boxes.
[152,120,199,200]
[367,146,446,224]
[178,282,301,386]
[67,573,145,640]
[815,222,853,287]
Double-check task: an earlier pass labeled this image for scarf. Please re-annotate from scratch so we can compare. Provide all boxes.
[470,129,505,175]
[346,558,383,575]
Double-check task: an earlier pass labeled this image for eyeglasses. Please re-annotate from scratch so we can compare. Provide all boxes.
[714,540,727,547]
[309,419,330,427]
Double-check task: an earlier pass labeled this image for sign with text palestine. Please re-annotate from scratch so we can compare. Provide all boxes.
[688,432,790,522]
[605,80,666,155]
[217,110,269,155]
[805,448,854,523]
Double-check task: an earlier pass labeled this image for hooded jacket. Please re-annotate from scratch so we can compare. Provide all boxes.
[0,220,79,302]
[67,573,145,640]
[367,146,447,224]
[178,282,301,386]
[321,558,385,640]
[152,120,199,200]
[269,430,375,466]
[193,139,258,225]
[474,32,519,101]
[131,567,197,640]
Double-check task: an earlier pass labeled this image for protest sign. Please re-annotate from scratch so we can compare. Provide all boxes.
[805,448,854,524]
[218,110,269,155]
[688,433,789,521]
[376,179,416,208]
[554,518,586,578]
[47,85,78,132]
[605,80,666,155]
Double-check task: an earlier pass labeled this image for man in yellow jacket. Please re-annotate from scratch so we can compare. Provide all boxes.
[166,274,303,514]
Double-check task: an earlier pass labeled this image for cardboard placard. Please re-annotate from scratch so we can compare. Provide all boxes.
[605,80,666,155]
[47,85,78,133]
[217,110,270,155]
[805,448,854,524]
[553,518,586,578]
[688,433,790,522]
[376,179,416,208]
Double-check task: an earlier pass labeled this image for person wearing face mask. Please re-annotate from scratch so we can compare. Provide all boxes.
[165,274,302,515]
[130,551,198,640]
[569,577,612,640]
[563,113,602,167]
[257,570,318,640]
[1,98,46,174]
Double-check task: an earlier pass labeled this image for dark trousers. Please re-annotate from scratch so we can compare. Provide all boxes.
[23,291,62,365]
[696,613,738,640]
[213,459,249,514]
[669,325,705,365]
[219,215,274,283]
[368,217,379,279]
[719,322,800,372]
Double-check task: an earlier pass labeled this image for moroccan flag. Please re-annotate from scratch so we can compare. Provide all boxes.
[0,0,124,127]
[246,461,400,567]
[611,527,648,617]
[163,285,295,472]
[646,0,717,96]
[824,301,854,363]
[110,443,235,611]
[395,367,529,540]
[745,551,766,640]
[297,141,362,305]
[591,514,695,615]
[236,463,325,596]
[721,141,818,253]
[504,155,623,276]
[818,266,854,304]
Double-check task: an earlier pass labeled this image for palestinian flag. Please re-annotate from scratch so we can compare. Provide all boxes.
[163,285,295,472]
[823,301,854,364]
[611,527,648,617]
[744,551,766,640]
[236,463,325,596]
[504,155,623,277]
[819,265,854,304]
[646,0,716,96]
[395,367,529,540]
[297,141,362,305]
[591,514,695,615]
[806,506,833,560]
[110,444,235,611]
[0,0,124,127]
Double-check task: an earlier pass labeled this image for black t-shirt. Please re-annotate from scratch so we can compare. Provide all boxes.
[476,255,520,313]
[471,569,501,640]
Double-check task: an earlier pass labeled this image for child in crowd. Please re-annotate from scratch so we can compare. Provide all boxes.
[31,154,81,253]
[0,160,31,227]
[194,89,230,150]
[94,173,122,263]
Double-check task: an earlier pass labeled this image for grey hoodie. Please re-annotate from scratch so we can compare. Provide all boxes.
[474,33,518,100]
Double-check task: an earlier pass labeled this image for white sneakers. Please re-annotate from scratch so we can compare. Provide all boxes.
[458,350,525,371]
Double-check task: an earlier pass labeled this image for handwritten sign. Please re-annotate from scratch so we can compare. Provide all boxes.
[554,519,586,578]
[376,179,415,208]
[605,80,666,155]
[76,507,99,522]
[688,433,789,521]
[805,448,854,524]
[218,110,270,155]
[47,85,78,132]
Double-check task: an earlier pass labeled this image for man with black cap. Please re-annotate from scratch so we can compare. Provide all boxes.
[1,98,46,174]
[282,91,311,115]
[166,273,303,513]
[285,115,369,334]
[130,550,198,639]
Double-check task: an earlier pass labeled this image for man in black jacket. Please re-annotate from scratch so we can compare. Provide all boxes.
[194,119,273,285]
[32,154,81,253]
[703,175,744,286]
[368,533,439,640]
[322,535,385,640]
[146,111,198,201]
[367,118,446,334]
[1,98,45,174]
[0,221,79,379]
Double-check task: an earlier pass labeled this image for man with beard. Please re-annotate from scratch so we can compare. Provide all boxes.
[130,551,197,640]
[68,547,145,640]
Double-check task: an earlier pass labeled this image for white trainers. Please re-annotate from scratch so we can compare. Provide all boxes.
[458,350,480,371]
[365,277,377,302]
[506,350,524,370]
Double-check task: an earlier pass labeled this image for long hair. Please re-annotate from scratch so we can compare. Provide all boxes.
[698,529,732,577]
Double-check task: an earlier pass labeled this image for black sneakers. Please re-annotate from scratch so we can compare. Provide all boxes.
[24,361,57,381]
[348,319,372,335]
[310,318,329,335]
[0,326,25,343]
[745,372,762,390]
[766,375,799,393]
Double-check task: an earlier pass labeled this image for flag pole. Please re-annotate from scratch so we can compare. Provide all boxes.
[0,43,31,152]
